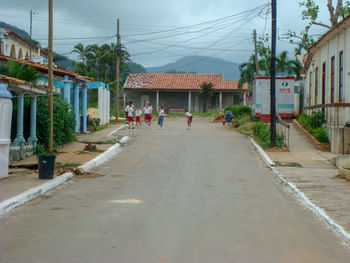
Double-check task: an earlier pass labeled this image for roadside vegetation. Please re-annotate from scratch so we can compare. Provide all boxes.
[297,111,329,143]
[228,105,284,149]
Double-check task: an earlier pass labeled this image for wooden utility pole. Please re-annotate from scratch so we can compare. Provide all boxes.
[270,0,277,147]
[48,0,54,152]
[253,30,260,76]
[30,10,33,59]
[115,18,120,122]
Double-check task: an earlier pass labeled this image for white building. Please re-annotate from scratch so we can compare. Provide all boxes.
[304,16,350,153]
[0,28,48,64]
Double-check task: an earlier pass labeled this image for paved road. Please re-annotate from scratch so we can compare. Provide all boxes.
[1,118,350,263]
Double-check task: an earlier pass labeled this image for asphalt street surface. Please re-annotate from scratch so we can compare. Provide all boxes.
[1,118,350,263]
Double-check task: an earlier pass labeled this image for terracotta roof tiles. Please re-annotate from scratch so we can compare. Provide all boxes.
[124,73,245,91]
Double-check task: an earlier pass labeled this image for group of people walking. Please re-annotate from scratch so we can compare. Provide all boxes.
[124,101,193,129]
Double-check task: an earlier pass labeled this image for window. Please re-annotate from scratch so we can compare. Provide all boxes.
[315,67,318,105]
[339,51,344,102]
[331,56,335,103]
[309,71,313,106]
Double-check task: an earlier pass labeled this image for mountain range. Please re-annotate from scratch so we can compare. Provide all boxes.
[146,56,240,80]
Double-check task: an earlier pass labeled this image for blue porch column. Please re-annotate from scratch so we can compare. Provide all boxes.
[63,75,72,109]
[28,96,38,144]
[14,93,25,143]
[81,85,88,133]
[73,85,80,133]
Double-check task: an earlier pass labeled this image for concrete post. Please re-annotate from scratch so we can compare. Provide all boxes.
[107,86,110,123]
[98,85,103,124]
[0,83,13,179]
[219,91,223,110]
[188,91,192,112]
[156,91,159,113]
[81,86,87,133]
[14,93,25,143]
[28,96,38,144]
[63,75,72,110]
[123,91,126,109]
[73,85,80,133]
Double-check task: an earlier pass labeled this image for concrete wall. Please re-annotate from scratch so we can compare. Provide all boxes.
[124,90,244,112]
[304,24,350,153]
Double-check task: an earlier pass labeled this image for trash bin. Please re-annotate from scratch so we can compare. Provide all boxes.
[38,154,56,179]
[223,111,233,125]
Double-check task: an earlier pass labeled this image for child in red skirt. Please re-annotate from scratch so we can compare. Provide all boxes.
[135,106,142,127]
[184,109,192,129]
[143,103,152,126]
[127,104,134,129]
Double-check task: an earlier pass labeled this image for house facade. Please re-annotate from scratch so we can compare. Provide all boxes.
[0,28,48,64]
[123,73,247,113]
[304,15,350,153]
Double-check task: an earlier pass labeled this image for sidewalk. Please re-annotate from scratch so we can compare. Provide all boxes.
[0,123,127,204]
[267,123,350,233]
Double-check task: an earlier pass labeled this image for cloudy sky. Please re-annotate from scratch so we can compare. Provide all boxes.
[1,0,330,67]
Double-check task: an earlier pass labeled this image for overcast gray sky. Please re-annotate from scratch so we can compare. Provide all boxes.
[1,0,329,67]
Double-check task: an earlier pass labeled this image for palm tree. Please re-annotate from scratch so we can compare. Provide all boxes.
[276,51,293,76]
[200,82,214,112]
[239,54,257,91]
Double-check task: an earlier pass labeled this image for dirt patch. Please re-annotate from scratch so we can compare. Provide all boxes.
[265,146,288,152]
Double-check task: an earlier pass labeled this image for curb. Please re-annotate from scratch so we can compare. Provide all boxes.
[0,135,129,216]
[250,137,350,243]
[108,125,128,136]
[250,137,275,166]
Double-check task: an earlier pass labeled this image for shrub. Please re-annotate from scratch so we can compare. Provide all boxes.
[311,128,329,143]
[310,111,326,129]
[37,95,76,149]
[253,121,284,149]
[224,105,251,117]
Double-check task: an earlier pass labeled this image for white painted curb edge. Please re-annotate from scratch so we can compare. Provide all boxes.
[0,172,73,216]
[250,137,350,243]
[0,135,129,216]
[108,125,128,136]
[250,137,275,167]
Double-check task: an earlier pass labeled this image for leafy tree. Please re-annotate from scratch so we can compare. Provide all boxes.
[276,51,294,76]
[200,81,214,112]
[286,24,314,55]
[299,0,350,29]
[0,60,39,82]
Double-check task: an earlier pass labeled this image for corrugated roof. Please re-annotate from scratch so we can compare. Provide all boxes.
[124,73,245,91]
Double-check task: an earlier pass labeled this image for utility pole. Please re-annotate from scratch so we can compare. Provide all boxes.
[253,30,260,76]
[115,18,121,122]
[270,0,277,147]
[30,10,32,59]
[48,0,54,152]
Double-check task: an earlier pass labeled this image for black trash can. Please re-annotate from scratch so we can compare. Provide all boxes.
[38,154,56,179]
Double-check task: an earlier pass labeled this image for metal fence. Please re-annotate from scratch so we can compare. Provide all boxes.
[276,115,290,150]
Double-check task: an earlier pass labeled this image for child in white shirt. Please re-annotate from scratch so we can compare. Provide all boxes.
[135,107,142,127]
[184,108,193,128]
[158,106,165,128]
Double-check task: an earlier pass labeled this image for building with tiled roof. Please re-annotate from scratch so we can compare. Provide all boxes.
[303,14,350,153]
[0,28,48,64]
[123,73,247,112]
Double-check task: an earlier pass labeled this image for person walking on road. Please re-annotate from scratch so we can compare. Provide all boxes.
[135,106,142,127]
[158,106,165,128]
[184,108,193,129]
[127,103,135,129]
[143,103,152,126]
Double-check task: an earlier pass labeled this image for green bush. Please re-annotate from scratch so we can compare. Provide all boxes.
[298,112,329,143]
[224,105,251,117]
[37,95,76,149]
[253,121,284,149]
[311,128,329,143]
[310,111,326,129]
